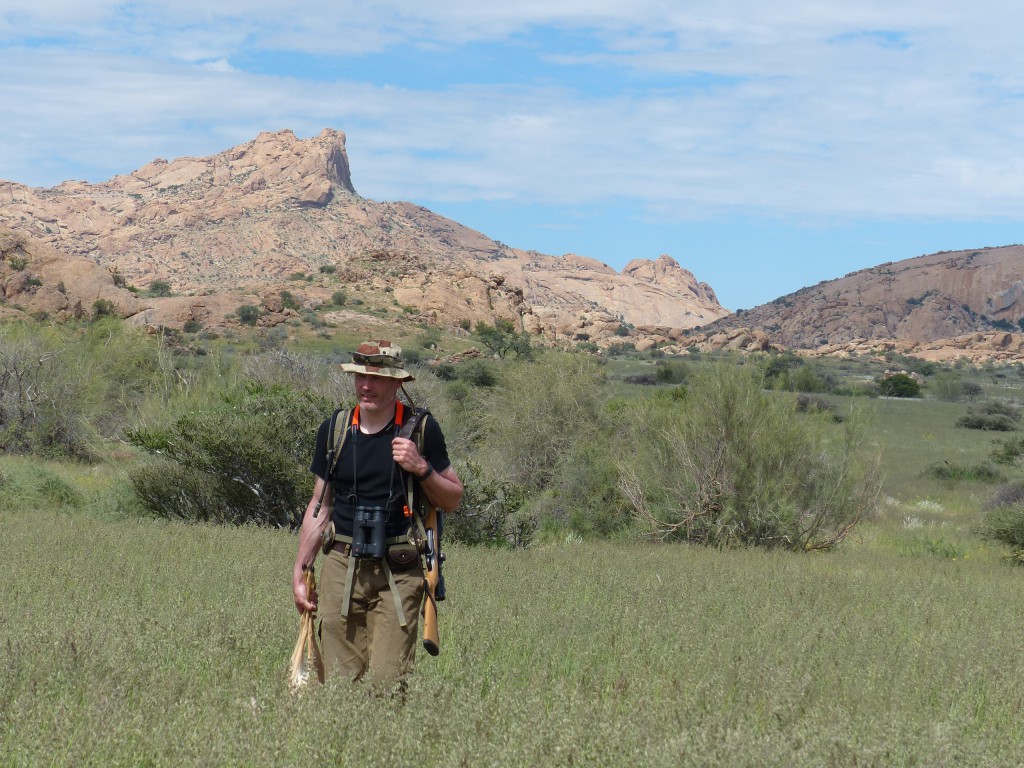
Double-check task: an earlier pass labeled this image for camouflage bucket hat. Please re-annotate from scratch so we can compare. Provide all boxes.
[340,340,415,382]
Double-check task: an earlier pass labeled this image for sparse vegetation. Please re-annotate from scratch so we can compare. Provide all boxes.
[957,400,1022,431]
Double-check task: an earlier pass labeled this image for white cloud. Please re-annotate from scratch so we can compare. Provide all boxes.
[2,0,1024,226]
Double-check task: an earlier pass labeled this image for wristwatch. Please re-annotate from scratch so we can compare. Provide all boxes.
[417,464,434,482]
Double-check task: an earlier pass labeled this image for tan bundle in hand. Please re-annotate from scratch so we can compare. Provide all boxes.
[288,567,324,691]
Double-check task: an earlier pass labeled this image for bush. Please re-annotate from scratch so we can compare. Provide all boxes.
[92,299,118,319]
[279,290,301,310]
[979,483,1024,563]
[616,362,880,550]
[990,435,1024,466]
[0,326,92,458]
[957,401,1022,431]
[458,353,623,544]
[237,305,261,325]
[148,280,172,297]
[932,373,966,402]
[444,458,530,547]
[879,373,920,398]
[655,360,688,385]
[924,461,1002,483]
[788,365,828,393]
[458,360,497,388]
[471,354,608,497]
[127,382,331,528]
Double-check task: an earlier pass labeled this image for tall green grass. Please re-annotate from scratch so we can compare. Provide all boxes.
[3,500,1024,767]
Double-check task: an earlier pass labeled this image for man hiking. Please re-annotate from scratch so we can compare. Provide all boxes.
[292,340,463,687]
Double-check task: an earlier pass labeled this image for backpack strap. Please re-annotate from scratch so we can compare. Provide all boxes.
[398,407,432,541]
[313,407,354,519]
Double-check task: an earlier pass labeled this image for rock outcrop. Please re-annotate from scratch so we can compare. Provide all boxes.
[0,228,140,321]
[0,129,728,344]
[684,245,1024,362]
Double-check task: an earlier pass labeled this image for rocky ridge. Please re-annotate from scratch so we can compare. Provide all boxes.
[0,129,727,347]
[683,245,1024,363]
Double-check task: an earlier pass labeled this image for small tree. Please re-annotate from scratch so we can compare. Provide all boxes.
[475,319,532,359]
[879,373,920,398]
[148,280,172,297]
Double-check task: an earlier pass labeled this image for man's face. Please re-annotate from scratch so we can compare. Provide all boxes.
[353,373,402,415]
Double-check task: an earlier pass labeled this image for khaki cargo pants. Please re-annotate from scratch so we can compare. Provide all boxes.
[319,546,424,685]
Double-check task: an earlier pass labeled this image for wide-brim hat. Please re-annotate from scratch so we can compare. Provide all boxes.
[340,339,415,382]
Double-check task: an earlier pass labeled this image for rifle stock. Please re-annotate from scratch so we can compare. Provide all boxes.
[421,504,444,656]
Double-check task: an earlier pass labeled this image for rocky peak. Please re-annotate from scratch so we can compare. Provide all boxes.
[0,129,727,348]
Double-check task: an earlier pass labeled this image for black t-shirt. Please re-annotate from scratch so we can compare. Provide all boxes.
[309,407,452,538]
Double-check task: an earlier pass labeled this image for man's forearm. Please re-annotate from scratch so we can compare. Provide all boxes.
[294,482,331,571]
[419,467,464,513]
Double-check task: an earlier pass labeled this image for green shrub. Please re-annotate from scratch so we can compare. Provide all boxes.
[471,354,608,498]
[237,305,261,325]
[932,373,966,402]
[0,325,93,458]
[127,383,331,528]
[616,362,880,550]
[787,365,827,393]
[148,280,172,297]
[458,360,497,388]
[451,354,626,544]
[979,484,1024,563]
[879,373,920,398]
[92,299,118,319]
[444,458,530,547]
[654,360,688,384]
[330,290,347,306]
[924,461,1003,482]
[989,435,1024,466]
[957,401,1021,431]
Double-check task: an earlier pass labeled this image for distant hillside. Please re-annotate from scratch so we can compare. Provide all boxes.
[0,129,727,348]
[685,245,1024,364]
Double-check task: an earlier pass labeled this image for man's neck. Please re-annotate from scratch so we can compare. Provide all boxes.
[357,401,397,434]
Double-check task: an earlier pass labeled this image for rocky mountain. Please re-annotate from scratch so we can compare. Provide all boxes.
[685,245,1024,363]
[0,129,727,348]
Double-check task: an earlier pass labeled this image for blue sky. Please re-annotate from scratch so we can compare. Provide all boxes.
[2,1,1023,310]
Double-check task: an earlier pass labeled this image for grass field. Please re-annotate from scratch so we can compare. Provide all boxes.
[3,460,1024,767]
[5,354,1024,766]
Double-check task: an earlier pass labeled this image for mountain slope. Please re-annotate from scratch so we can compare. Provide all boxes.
[687,245,1024,363]
[0,129,727,345]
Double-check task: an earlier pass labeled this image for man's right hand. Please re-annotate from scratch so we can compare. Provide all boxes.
[292,568,318,614]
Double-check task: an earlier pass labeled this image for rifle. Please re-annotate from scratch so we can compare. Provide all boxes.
[397,397,447,656]
[421,503,445,656]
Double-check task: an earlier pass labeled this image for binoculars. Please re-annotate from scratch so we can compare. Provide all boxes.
[351,506,387,559]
